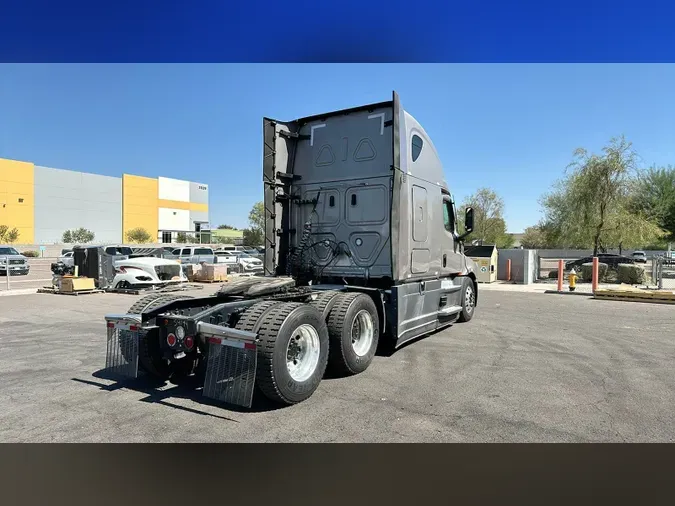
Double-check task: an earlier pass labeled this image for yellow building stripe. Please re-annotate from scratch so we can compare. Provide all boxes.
[0,158,34,243]
[158,199,208,213]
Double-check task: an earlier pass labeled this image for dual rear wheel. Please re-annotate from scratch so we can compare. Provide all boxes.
[235,292,380,405]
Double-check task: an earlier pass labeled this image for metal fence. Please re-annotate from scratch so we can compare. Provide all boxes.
[652,255,675,290]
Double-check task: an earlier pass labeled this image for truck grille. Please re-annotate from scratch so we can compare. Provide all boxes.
[155,265,181,281]
[9,259,24,265]
[203,337,257,408]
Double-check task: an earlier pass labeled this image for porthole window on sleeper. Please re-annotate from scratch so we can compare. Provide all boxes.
[411,134,423,162]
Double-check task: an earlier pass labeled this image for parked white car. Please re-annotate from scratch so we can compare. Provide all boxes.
[234,252,264,273]
[111,257,186,289]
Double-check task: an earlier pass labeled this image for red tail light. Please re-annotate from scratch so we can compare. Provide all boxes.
[184,335,194,350]
[166,333,177,347]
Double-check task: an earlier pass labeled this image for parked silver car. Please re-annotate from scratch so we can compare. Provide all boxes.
[58,251,75,267]
[0,246,30,276]
[631,251,647,263]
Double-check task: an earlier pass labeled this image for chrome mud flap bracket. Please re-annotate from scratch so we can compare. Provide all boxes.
[199,322,258,409]
[104,314,143,379]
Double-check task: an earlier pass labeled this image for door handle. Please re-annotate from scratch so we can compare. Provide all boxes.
[443,254,447,268]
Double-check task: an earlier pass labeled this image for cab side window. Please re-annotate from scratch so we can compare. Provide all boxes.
[443,200,454,233]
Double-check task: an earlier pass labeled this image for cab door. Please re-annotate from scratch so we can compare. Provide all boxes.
[440,194,463,276]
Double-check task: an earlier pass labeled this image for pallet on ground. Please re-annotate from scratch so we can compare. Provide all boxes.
[38,287,105,296]
[594,285,675,304]
[193,277,228,283]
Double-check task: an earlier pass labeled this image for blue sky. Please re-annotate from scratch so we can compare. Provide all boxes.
[2,64,675,233]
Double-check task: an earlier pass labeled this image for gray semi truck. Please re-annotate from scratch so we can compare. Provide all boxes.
[103,91,478,409]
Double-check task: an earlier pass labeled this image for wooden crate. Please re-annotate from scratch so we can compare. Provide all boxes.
[60,276,96,293]
[195,263,229,282]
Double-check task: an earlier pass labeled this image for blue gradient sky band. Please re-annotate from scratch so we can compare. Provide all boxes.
[2,0,675,62]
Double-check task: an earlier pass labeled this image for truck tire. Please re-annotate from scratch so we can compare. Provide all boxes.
[235,300,284,332]
[126,293,195,379]
[309,290,342,319]
[254,302,329,405]
[457,277,476,323]
[326,292,380,376]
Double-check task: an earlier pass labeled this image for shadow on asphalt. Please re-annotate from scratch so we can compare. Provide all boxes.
[71,369,286,416]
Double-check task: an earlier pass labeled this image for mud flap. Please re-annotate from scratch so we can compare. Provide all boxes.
[104,315,142,379]
[200,322,258,409]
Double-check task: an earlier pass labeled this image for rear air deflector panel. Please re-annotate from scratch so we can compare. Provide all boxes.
[287,104,394,281]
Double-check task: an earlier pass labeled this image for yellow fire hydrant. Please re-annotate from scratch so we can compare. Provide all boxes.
[569,268,577,292]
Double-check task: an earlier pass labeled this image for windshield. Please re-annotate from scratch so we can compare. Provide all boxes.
[0,247,20,255]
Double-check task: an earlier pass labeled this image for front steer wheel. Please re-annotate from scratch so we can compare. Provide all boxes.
[457,277,476,323]
[249,302,329,405]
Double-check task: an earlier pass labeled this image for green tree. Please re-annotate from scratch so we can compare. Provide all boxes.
[248,201,264,231]
[126,227,152,243]
[458,188,512,246]
[541,136,663,255]
[217,224,236,230]
[520,225,549,249]
[244,201,265,247]
[63,227,95,243]
[0,225,20,243]
[632,165,675,241]
[176,232,196,243]
[242,228,263,247]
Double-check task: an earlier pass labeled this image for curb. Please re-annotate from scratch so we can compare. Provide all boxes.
[544,290,594,297]
[0,288,39,297]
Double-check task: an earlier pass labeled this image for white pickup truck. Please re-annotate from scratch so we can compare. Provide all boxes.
[170,246,217,265]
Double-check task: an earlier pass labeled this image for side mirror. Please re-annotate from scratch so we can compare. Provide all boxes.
[464,207,474,234]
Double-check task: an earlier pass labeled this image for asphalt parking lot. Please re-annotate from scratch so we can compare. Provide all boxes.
[0,258,54,292]
[1,287,674,442]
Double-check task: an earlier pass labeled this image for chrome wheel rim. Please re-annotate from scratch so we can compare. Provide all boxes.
[286,324,321,382]
[351,310,374,357]
[465,285,475,313]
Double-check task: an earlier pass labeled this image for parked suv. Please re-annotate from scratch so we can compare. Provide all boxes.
[0,246,30,276]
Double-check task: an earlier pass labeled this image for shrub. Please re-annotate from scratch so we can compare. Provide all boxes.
[0,225,20,243]
[21,250,40,257]
[126,227,152,243]
[617,263,645,285]
[580,262,608,282]
[548,269,559,279]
